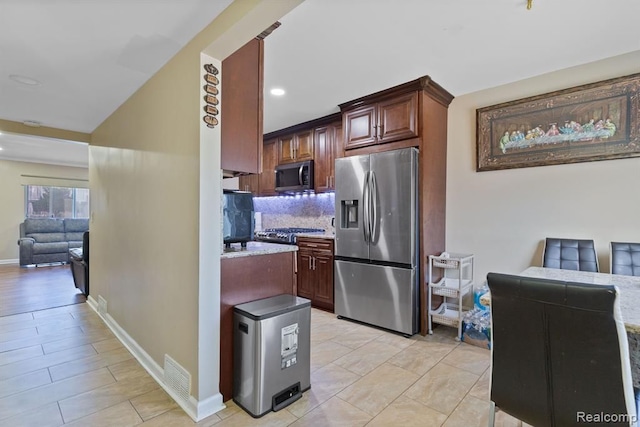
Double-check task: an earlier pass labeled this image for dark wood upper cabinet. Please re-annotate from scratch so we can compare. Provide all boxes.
[343,92,417,150]
[221,38,264,174]
[295,130,314,161]
[278,135,296,163]
[313,126,332,193]
[278,130,314,164]
[377,92,418,143]
[313,120,342,193]
[266,112,341,173]
[238,173,259,194]
[238,139,277,196]
[343,105,377,149]
[334,123,344,161]
[259,139,278,196]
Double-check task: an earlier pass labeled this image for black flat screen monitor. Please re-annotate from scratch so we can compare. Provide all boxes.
[223,190,254,248]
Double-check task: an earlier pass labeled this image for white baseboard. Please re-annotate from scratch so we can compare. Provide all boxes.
[86,296,225,421]
[0,259,19,265]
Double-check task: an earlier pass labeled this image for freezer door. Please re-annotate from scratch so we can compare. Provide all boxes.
[369,148,418,266]
[335,154,370,259]
[334,260,418,336]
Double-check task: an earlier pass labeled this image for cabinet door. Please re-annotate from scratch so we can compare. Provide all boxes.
[297,250,314,300]
[295,130,314,161]
[344,105,377,149]
[313,251,334,311]
[221,38,264,174]
[377,92,418,144]
[278,135,296,164]
[238,174,259,194]
[331,122,343,189]
[259,139,277,196]
[313,126,332,193]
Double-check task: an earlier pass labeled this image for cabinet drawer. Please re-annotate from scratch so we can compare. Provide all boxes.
[296,237,334,252]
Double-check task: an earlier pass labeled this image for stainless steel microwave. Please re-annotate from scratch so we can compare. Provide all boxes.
[275,160,314,193]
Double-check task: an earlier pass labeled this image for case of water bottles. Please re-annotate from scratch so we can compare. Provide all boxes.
[461,282,491,350]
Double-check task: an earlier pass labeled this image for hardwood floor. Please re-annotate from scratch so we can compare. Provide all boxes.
[0,264,85,317]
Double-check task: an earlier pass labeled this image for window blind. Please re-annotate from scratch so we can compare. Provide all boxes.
[20,174,89,189]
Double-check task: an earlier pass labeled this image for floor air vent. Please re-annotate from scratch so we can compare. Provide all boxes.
[98,296,107,316]
[164,354,191,402]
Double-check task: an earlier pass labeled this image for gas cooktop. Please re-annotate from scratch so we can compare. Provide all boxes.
[254,228,325,245]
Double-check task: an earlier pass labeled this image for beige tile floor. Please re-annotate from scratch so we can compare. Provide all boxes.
[0,303,526,426]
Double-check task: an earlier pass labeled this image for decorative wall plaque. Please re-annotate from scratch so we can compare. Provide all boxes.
[202,64,220,129]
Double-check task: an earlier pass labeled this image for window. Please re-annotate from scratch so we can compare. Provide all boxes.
[25,185,90,219]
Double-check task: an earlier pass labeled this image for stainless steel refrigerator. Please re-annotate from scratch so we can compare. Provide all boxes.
[334,147,419,336]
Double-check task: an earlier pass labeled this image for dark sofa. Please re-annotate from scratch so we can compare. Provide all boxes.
[18,218,89,266]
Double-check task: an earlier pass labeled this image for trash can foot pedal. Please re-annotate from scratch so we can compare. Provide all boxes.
[272,382,301,411]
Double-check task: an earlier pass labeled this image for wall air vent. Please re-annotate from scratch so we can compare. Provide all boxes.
[164,354,191,402]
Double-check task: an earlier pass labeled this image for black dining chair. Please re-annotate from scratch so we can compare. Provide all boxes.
[611,242,640,277]
[486,272,636,427]
[542,237,599,272]
[69,231,89,296]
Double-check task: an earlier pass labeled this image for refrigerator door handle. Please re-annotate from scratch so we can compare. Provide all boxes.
[362,171,370,242]
[366,171,372,242]
[370,171,378,243]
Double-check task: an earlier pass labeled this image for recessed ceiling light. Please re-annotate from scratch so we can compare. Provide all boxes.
[9,74,40,86]
[0,147,3,151]
[270,88,285,96]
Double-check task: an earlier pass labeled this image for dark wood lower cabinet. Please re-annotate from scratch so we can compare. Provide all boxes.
[296,237,334,312]
[220,251,296,402]
[297,249,314,300]
[313,252,334,309]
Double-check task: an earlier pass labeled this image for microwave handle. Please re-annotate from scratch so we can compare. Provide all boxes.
[298,165,303,185]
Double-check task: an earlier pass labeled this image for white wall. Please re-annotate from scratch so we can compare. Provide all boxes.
[89,0,303,420]
[447,51,640,284]
[0,159,88,262]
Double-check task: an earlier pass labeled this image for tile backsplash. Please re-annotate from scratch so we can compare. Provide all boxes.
[253,193,335,232]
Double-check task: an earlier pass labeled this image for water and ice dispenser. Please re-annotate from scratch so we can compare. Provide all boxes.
[340,199,359,229]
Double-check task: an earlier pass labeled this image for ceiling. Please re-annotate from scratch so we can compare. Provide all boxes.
[2,0,640,167]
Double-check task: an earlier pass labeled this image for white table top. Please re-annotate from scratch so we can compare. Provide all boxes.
[484,267,640,332]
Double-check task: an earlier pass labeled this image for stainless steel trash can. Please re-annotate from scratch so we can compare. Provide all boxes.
[233,294,311,418]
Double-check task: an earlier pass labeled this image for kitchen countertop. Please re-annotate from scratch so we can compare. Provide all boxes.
[221,241,298,259]
[295,232,335,240]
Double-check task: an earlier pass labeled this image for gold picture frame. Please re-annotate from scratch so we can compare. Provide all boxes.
[476,73,640,171]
